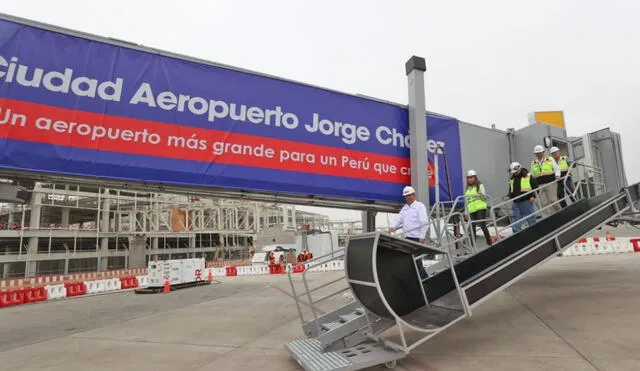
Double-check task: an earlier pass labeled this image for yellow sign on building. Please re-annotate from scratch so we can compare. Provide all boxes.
[529,111,565,128]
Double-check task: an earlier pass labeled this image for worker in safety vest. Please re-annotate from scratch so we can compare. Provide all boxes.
[464,170,492,246]
[530,145,561,217]
[549,146,577,207]
[508,162,539,232]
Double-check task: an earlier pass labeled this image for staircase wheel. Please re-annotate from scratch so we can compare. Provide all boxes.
[385,360,397,369]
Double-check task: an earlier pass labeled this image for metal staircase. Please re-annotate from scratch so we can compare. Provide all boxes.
[285,181,640,371]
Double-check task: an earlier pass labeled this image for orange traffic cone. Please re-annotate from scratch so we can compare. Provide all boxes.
[207,270,213,282]
[162,280,170,293]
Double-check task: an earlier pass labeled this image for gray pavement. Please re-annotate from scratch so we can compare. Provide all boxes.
[0,254,639,371]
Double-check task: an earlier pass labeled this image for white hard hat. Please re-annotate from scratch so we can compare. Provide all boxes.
[533,145,544,154]
[510,161,521,174]
[466,170,477,177]
[402,186,416,196]
[549,146,560,154]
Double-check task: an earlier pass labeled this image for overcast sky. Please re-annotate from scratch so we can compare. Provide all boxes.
[2,0,639,224]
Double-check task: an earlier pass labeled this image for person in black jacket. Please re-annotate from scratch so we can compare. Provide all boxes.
[508,162,539,233]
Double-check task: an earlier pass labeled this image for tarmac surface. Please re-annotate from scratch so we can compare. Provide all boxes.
[0,254,639,371]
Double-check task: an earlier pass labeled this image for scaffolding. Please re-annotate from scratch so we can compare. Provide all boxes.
[0,182,331,278]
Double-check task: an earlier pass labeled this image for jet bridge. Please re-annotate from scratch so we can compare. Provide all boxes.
[284,182,640,371]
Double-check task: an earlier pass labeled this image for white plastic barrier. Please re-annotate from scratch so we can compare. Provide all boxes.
[561,245,574,257]
[614,241,634,254]
[85,280,105,294]
[251,265,269,275]
[236,266,252,276]
[45,284,66,300]
[136,275,149,288]
[103,278,121,292]
[577,243,593,256]
[592,242,607,255]
[212,267,226,277]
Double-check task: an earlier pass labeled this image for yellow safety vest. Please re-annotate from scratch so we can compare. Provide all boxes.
[509,174,532,193]
[530,157,554,178]
[465,186,488,213]
[557,156,569,172]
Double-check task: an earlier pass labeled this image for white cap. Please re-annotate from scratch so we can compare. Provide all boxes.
[402,186,416,196]
[466,170,477,177]
[533,145,544,154]
[549,146,560,154]
[510,161,521,174]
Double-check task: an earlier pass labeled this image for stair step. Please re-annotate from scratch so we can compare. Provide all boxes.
[303,301,361,338]
[321,321,343,331]
[338,313,361,322]
[284,338,405,371]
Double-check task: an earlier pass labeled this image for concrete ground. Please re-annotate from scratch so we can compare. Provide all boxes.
[0,254,639,371]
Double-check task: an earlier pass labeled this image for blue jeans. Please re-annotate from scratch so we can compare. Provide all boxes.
[512,201,537,233]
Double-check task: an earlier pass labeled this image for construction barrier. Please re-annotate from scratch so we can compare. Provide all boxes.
[24,287,47,304]
[225,267,238,277]
[104,278,122,292]
[1,267,148,290]
[268,264,285,274]
[120,276,139,289]
[45,284,67,300]
[292,264,306,274]
[631,238,640,252]
[0,289,25,307]
[85,280,104,295]
[136,275,149,288]
[561,237,640,257]
[209,268,226,278]
[65,282,87,297]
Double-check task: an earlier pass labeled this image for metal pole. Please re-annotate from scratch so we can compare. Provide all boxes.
[405,56,429,210]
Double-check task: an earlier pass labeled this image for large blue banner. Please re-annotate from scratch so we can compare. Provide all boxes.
[0,17,463,204]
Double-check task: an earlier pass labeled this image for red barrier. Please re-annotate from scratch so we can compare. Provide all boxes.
[630,238,640,252]
[0,290,12,307]
[119,276,139,289]
[292,264,306,274]
[24,287,47,304]
[11,289,25,306]
[268,264,284,274]
[64,282,87,297]
[225,267,238,277]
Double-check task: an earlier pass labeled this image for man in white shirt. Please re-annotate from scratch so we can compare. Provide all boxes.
[389,185,429,278]
[389,186,429,241]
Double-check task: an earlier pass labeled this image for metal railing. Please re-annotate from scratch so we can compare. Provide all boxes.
[287,247,348,335]
[415,163,607,253]
[487,163,606,239]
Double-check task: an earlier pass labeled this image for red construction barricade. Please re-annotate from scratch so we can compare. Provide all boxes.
[268,264,284,274]
[225,267,237,277]
[0,290,12,307]
[11,289,24,306]
[292,264,306,274]
[64,282,87,297]
[630,238,640,252]
[119,276,139,289]
[24,287,47,304]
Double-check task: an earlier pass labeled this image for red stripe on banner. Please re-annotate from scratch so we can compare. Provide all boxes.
[0,99,415,184]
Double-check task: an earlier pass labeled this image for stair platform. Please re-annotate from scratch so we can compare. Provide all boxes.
[285,338,405,371]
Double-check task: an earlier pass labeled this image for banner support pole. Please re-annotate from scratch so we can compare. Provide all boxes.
[405,56,429,211]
